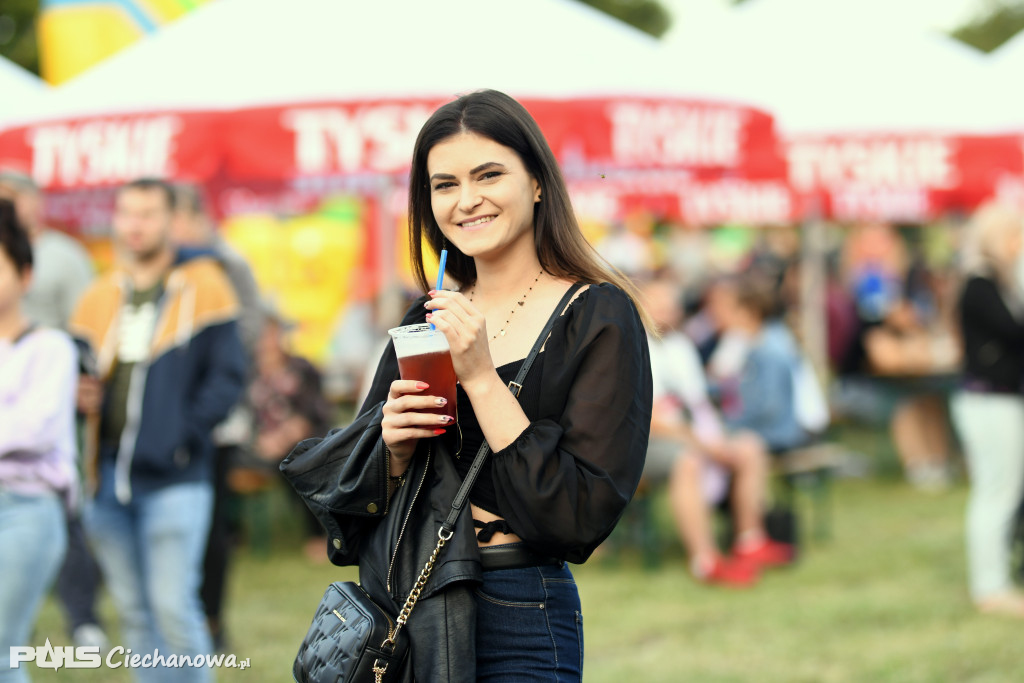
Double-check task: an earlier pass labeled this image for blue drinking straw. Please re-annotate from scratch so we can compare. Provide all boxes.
[430,249,448,330]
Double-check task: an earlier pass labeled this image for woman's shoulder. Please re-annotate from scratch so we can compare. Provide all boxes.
[556,281,645,345]
[961,274,1005,305]
[564,281,639,320]
[21,327,77,362]
[962,273,995,289]
[28,326,74,347]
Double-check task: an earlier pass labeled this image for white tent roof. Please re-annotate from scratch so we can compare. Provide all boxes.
[0,56,49,127]
[10,0,694,125]
[991,31,1024,108]
[662,0,1014,133]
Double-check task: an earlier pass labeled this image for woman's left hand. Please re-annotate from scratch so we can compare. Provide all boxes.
[424,290,495,388]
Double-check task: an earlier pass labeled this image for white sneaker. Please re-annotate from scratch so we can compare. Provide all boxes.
[72,624,110,655]
[906,463,952,492]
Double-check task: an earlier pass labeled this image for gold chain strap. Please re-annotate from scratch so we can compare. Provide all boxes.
[380,527,454,653]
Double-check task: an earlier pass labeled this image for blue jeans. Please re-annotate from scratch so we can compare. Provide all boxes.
[0,489,67,683]
[475,560,583,682]
[84,481,214,683]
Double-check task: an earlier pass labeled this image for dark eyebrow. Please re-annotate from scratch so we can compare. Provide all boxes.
[470,161,506,175]
[428,162,507,182]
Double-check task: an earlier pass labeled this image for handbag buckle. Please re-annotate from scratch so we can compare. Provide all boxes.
[507,381,522,397]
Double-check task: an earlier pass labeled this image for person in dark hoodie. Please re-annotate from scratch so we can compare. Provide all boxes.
[69,178,245,682]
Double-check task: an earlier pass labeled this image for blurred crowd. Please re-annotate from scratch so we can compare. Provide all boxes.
[0,172,336,681]
[588,205,1024,614]
[3,165,1024,681]
[594,215,967,491]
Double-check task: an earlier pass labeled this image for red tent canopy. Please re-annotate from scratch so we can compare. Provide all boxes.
[786,132,1024,222]
[0,95,795,230]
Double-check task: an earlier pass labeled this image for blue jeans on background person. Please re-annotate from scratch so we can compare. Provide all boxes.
[84,477,214,683]
[475,559,583,682]
[0,489,67,683]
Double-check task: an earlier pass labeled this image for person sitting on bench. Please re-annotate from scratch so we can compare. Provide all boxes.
[705,272,813,456]
[642,275,794,588]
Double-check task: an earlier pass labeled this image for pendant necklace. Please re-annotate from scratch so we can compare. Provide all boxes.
[469,269,544,341]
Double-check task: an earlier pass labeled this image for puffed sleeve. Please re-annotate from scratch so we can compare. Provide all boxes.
[490,284,652,563]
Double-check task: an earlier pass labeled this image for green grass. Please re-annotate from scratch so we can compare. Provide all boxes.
[24,464,1023,682]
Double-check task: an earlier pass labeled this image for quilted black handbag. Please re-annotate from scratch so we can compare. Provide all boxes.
[291,283,582,683]
[292,581,410,682]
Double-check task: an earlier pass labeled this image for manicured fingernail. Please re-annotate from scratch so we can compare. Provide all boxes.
[433,428,446,436]
[416,382,429,390]
[428,290,437,296]
[435,397,447,406]
[425,312,433,319]
[423,301,431,309]
[440,415,453,423]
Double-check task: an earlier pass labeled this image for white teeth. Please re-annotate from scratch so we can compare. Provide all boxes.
[462,216,494,228]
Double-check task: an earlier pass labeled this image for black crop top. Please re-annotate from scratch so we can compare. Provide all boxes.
[452,356,543,519]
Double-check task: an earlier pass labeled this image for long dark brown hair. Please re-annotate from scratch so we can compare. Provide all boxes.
[408,89,652,330]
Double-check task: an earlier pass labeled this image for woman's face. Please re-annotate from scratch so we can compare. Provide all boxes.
[705,283,738,331]
[0,248,29,319]
[426,132,541,263]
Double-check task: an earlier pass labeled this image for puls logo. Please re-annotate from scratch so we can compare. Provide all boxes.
[10,639,102,670]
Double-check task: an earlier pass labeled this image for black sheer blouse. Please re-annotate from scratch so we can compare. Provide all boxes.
[361,282,653,563]
[458,283,653,559]
[453,356,545,519]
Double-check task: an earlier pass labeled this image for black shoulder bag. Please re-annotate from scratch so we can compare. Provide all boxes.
[292,283,584,683]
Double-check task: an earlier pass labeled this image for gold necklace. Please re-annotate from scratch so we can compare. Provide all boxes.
[469,269,544,340]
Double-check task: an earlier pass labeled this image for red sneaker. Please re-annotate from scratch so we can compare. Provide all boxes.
[733,539,795,569]
[696,556,760,588]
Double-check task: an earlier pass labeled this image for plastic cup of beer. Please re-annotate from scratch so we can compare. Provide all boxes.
[388,323,457,424]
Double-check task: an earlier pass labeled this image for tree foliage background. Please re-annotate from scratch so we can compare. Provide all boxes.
[952,0,1024,52]
[574,0,672,37]
[0,0,39,75]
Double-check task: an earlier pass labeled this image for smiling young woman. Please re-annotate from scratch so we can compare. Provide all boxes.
[283,90,653,683]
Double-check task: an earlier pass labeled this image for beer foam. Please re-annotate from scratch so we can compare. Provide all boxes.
[388,323,450,358]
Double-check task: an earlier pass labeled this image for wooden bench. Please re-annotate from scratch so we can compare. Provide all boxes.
[226,467,279,558]
[771,442,845,543]
[603,478,664,569]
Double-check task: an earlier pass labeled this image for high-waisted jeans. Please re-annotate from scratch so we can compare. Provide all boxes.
[475,559,583,682]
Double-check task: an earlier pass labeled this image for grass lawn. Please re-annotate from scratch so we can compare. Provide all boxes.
[25,469,1023,682]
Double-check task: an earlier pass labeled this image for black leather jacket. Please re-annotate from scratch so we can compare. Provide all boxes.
[282,399,481,683]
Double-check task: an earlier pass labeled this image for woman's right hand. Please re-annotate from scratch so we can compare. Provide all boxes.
[381,380,452,474]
